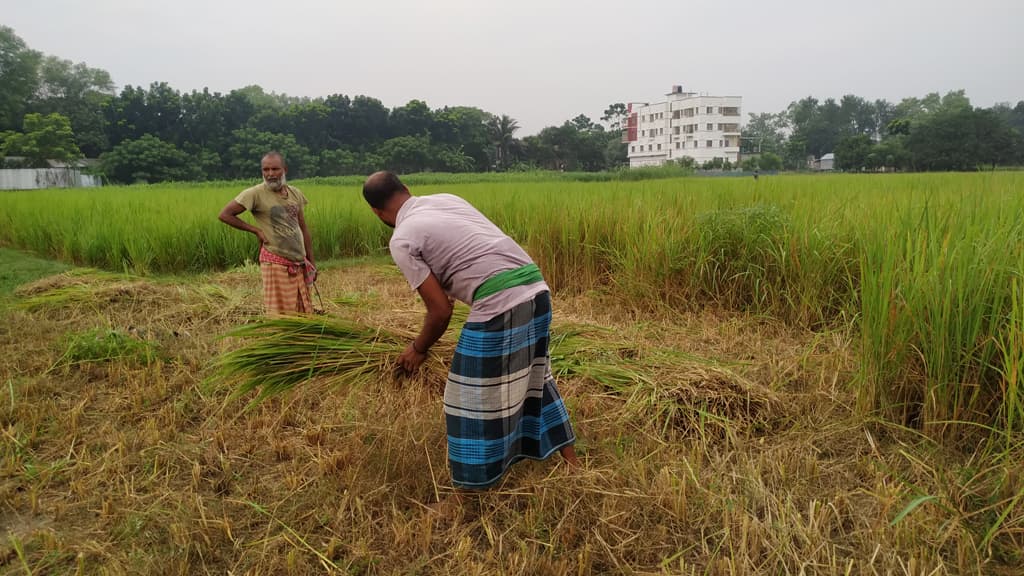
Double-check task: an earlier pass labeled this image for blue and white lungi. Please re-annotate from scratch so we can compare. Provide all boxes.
[444,291,576,488]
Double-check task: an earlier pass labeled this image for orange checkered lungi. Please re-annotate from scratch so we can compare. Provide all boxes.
[259,257,313,316]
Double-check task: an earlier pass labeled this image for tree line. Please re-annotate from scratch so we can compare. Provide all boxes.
[0,27,627,183]
[2,26,1023,182]
[740,92,1024,172]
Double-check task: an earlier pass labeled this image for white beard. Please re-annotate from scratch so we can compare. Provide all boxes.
[265,174,287,192]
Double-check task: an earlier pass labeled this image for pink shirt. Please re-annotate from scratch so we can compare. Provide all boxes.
[389,194,549,322]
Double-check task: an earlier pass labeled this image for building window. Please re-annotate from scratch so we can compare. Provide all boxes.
[707,140,714,148]
[672,111,680,119]
[631,146,635,153]
[719,140,724,147]
[707,106,714,114]
[675,142,680,149]
[693,141,698,148]
[657,144,661,150]
[659,128,664,135]
[707,123,713,131]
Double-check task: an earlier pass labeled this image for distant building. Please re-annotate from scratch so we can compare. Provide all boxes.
[623,85,742,168]
[814,153,835,171]
[1,157,102,190]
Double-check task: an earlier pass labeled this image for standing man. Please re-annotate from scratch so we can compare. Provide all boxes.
[218,151,316,315]
[362,171,579,490]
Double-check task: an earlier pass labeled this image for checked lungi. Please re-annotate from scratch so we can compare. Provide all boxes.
[444,290,576,488]
[258,246,313,316]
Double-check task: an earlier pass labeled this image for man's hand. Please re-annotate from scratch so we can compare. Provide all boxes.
[396,342,428,374]
[255,229,268,245]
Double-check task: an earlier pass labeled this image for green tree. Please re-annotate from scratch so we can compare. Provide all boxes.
[570,114,597,132]
[782,136,809,170]
[872,99,897,139]
[319,148,361,176]
[974,108,1020,169]
[487,114,520,171]
[180,88,231,159]
[758,152,783,171]
[225,129,318,179]
[32,55,115,157]
[834,134,875,171]
[0,26,42,132]
[0,112,82,167]
[601,103,628,130]
[839,94,878,136]
[104,83,183,150]
[389,100,434,138]
[99,134,196,183]
[376,135,432,173]
[873,138,910,171]
[603,136,627,169]
[348,95,390,149]
[319,148,384,176]
[432,106,491,171]
[906,107,978,171]
[431,145,476,173]
[741,112,787,154]
[104,85,149,147]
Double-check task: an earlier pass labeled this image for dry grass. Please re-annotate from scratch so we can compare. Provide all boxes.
[1,260,1022,575]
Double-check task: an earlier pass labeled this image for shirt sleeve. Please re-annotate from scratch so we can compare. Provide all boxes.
[292,186,309,206]
[234,187,257,211]
[389,235,430,291]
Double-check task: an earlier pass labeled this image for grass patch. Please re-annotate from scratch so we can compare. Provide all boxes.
[55,327,159,368]
[0,248,69,297]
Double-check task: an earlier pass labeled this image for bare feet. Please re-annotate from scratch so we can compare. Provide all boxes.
[559,445,580,469]
[428,491,463,519]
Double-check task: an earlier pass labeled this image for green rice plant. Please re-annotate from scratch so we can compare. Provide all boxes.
[994,275,1024,444]
[208,316,454,407]
[857,179,1024,439]
[55,328,159,368]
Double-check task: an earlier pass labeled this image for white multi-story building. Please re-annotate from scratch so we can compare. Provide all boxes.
[623,86,742,168]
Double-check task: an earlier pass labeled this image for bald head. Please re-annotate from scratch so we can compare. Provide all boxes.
[362,171,409,209]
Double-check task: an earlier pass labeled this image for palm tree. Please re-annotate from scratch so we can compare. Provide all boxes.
[487,114,519,171]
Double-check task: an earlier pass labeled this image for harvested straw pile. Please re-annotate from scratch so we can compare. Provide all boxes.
[212,316,779,441]
[210,316,455,405]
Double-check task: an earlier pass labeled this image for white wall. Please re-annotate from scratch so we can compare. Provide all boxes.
[0,169,102,190]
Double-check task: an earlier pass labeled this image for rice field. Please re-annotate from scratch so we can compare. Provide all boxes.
[3,172,1023,438]
[1,172,1024,573]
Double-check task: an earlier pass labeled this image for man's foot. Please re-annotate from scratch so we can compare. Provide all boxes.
[559,445,580,469]
[428,491,463,519]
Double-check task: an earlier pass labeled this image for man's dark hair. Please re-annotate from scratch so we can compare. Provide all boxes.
[262,150,287,168]
[362,171,407,209]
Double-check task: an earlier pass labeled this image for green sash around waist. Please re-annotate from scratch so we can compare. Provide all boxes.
[472,263,543,302]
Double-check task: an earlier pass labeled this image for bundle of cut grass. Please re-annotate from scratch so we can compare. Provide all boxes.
[210,315,455,406]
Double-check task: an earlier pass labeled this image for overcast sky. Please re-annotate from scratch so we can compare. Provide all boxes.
[4,0,1022,135]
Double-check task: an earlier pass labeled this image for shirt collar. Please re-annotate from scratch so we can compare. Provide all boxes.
[394,196,418,227]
